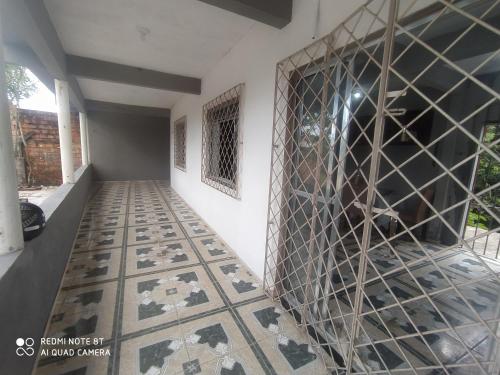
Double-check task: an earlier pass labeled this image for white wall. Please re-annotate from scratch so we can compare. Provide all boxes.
[170,0,365,278]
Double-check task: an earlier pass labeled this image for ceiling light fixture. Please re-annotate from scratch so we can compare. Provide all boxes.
[352,89,363,99]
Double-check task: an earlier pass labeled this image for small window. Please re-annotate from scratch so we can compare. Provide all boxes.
[201,84,243,198]
[174,116,186,171]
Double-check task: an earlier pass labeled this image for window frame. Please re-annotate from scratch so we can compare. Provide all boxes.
[201,83,243,198]
[174,116,187,171]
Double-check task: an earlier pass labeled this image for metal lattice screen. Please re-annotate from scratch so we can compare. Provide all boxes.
[201,84,243,198]
[174,116,186,170]
[264,0,500,374]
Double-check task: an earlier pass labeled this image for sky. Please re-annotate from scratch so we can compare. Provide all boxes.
[18,69,57,113]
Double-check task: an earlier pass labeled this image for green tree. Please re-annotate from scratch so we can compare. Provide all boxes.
[468,124,500,230]
[5,64,36,186]
[5,64,36,106]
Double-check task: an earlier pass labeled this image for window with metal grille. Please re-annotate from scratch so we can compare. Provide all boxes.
[174,116,186,170]
[201,84,243,197]
[264,1,500,374]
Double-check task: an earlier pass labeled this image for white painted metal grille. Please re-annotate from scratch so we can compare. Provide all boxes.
[264,1,500,373]
[174,116,186,170]
[201,84,243,198]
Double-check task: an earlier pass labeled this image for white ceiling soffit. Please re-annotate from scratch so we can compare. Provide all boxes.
[44,0,256,78]
[77,78,181,108]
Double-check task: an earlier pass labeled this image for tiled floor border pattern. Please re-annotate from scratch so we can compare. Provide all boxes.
[34,180,326,375]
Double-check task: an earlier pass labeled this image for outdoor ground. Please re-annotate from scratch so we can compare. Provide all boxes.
[18,186,58,206]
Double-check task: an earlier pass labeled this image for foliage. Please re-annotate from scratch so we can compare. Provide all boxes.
[475,125,500,205]
[468,124,499,230]
[467,209,489,230]
[5,64,36,106]
[5,64,37,186]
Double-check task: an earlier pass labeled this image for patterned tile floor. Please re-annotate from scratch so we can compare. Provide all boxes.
[34,180,333,375]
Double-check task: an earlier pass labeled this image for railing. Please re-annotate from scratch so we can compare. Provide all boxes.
[465,203,500,259]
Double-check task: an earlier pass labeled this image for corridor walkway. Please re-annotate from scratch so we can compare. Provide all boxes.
[34,180,333,375]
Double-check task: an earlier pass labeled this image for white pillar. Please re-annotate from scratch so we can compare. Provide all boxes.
[0,20,24,254]
[55,79,75,183]
[85,114,91,164]
[79,112,89,165]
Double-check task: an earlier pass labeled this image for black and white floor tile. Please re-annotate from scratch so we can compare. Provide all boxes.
[128,202,170,214]
[35,351,110,375]
[46,281,117,342]
[34,181,333,375]
[125,239,199,276]
[179,311,265,373]
[63,250,121,287]
[191,235,235,262]
[130,195,164,205]
[128,211,175,227]
[181,220,214,238]
[169,200,192,212]
[86,194,128,206]
[326,240,500,373]
[83,204,127,217]
[174,209,200,222]
[118,324,188,375]
[122,265,225,333]
[127,223,185,245]
[79,214,126,232]
[209,259,263,303]
[237,299,336,374]
[73,229,124,252]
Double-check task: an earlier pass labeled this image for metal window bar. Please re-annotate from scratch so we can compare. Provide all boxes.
[264,0,500,374]
[463,123,500,259]
[174,116,187,171]
[201,84,243,198]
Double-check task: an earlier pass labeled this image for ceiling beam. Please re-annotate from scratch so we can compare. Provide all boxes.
[85,100,170,118]
[197,0,292,29]
[67,55,202,95]
[1,0,85,112]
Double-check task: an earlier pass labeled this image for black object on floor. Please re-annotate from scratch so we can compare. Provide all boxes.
[20,202,46,240]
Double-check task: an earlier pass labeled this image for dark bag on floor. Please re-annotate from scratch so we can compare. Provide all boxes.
[20,202,46,241]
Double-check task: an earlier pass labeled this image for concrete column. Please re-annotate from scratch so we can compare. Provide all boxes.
[55,79,75,183]
[86,115,91,164]
[0,20,24,254]
[79,112,89,165]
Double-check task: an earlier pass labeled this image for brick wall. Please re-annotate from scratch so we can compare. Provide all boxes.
[11,108,82,186]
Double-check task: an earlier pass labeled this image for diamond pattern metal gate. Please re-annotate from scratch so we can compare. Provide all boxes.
[264,0,500,373]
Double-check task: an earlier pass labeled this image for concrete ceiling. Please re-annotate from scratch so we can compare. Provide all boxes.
[43,0,257,108]
[77,78,181,108]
